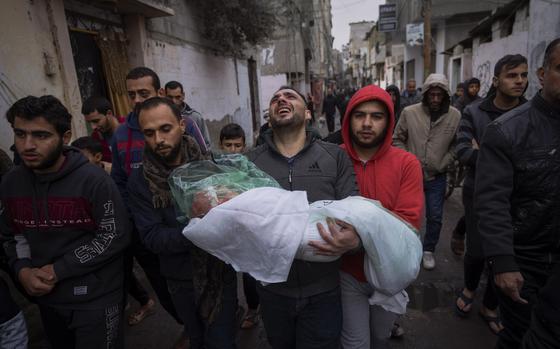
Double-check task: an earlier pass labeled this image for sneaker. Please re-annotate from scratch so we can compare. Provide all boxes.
[422,251,436,270]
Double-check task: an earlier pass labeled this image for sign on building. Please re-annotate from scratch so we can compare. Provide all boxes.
[406,23,424,46]
[379,4,397,33]
[261,46,275,65]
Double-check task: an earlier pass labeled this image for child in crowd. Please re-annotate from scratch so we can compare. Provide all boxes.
[71,136,111,173]
[219,123,246,154]
[218,123,259,329]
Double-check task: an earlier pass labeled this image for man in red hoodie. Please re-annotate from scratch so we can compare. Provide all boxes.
[340,85,424,348]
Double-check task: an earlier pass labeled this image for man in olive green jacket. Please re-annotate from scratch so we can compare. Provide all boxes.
[393,73,461,270]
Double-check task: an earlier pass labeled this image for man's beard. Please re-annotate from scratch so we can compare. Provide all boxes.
[150,142,183,165]
[350,127,387,149]
[31,139,64,170]
[270,111,305,131]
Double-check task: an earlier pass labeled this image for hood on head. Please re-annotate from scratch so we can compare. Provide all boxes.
[422,73,451,96]
[126,111,141,131]
[341,85,395,161]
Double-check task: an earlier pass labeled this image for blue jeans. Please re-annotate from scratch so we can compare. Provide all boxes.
[258,286,342,349]
[168,273,238,349]
[423,174,446,252]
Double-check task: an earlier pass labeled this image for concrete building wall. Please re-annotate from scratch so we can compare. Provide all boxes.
[259,74,288,121]
[470,0,560,98]
[527,0,560,97]
[0,0,85,155]
[472,31,529,97]
[145,1,257,146]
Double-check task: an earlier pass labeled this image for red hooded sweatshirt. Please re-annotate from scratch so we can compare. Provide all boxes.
[341,85,424,282]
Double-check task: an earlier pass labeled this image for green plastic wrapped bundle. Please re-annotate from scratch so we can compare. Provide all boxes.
[168,154,280,220]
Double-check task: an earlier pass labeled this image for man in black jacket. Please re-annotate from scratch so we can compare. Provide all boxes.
[454,54,528,334]
[1,95,130,349]
[475,39,560,348]
[128,97,237,348]
[247,86,359,349]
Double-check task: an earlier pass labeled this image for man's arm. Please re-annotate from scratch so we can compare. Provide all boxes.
[183,116,208,154]
[392,109,409,150]
[127,172,191,255]
[52,176,131,281]
[335,148,360,199]
[455,106,479,167]
[475,123,517,273]
[110,137,130,206]
[308,148,360,255]
[393,156,424,230]
[192,111,212,150]
[0,199,32,276]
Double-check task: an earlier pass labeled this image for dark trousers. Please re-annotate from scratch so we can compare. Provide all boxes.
[423,174,446,252]
[325,113,335,133]
[495,262,555,349]
[242,273,259,310]
[125,228,180,322]
[168,273,238,349]
[521,264,560,349]
[258,286,342,349]
[521,309,560,349]
[462,188,498,310]
[39,303,123,349]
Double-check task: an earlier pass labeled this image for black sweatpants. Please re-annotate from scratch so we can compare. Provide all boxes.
[39,303,123,349]
[125,228,181,323]
[521,263,560,349]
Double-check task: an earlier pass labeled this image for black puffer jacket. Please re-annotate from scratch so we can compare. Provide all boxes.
[246,131,358,298]
[475,93,560,273]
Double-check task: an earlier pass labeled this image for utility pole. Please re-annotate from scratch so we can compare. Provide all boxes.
[423,0,432,80]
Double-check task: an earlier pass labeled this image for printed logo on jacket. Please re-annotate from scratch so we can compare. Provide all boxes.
[5,197,95,232]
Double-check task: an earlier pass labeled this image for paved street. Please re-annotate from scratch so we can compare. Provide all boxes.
[5,186,499,349]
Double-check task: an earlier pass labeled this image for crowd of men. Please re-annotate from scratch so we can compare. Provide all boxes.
[0,38,559,349]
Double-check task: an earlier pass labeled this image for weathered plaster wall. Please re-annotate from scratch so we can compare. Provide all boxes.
[472,31,529,97]
[526,0,560,97]
[0,0,84,155]
[145,2,256,147]
[259,74,288,121]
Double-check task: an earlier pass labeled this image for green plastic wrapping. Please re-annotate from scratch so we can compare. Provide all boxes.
[168,154,280,220]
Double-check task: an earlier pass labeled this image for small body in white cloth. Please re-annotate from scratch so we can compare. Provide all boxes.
[182,187,422,296]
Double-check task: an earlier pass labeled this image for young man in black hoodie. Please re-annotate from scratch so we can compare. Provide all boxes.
[0,95,130,349]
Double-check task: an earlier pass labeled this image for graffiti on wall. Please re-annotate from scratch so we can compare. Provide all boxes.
[528,40,546,98]
[474,60,492,97]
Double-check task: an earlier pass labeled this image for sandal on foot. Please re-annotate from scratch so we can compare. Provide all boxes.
[128,299,156,326]
[240,310,259,329]
[454,291,474,317]
[479,311,503,335]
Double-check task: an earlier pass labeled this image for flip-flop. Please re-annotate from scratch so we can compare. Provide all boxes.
[478,311,503,335]
[128,299,156,326]
[454,291,474,317]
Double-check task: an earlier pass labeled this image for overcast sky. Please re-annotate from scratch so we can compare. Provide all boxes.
[331,0,384,51]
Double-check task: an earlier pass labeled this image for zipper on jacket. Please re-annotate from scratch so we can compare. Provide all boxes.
[288,163,294,191]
